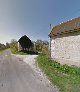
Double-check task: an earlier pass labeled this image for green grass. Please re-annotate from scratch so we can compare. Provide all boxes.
[37,55,80,92]
[11,48,38,55]
[0,49,5,53]
[0,48,9,53]
[11,49,28,55]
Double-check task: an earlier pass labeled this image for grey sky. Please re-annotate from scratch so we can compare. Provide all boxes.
[0,0,80,44]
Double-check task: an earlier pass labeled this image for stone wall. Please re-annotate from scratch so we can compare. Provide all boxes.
[51,31,80,66]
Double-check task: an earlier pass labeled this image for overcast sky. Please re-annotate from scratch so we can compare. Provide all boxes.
[0,0,80,44]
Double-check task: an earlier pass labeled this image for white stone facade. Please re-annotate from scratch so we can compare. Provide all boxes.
[51,31,80,66]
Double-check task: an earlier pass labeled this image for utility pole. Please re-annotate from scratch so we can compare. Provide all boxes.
[49,24,52,58]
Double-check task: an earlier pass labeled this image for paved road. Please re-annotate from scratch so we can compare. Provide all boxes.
[0,50,59,92]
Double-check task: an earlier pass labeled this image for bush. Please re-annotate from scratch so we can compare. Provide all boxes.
[10,39,18,53]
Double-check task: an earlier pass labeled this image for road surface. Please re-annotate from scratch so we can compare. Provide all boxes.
[0,50,59,92]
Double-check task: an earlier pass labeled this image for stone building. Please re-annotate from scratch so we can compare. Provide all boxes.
[49,17,80,66]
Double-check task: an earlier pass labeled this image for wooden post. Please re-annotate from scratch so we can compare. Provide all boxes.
[34,42,36,51]
[18,42,20,51]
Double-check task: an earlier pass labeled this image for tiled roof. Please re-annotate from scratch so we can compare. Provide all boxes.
[49,17,80,37]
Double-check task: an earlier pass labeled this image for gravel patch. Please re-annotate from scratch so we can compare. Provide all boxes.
[15,55,59,92]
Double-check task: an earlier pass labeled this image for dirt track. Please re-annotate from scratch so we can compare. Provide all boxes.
[0,50,59,92]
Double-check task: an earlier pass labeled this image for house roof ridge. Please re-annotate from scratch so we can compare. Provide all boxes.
[49,16,80,37]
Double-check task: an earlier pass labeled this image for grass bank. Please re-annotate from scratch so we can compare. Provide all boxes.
[37,55,80,92]
[11,49,38,55]
[0,48,9,53]
[11,49,28,55]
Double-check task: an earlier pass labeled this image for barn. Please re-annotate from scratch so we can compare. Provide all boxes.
[18,35,33,51]
[49,17,80,66]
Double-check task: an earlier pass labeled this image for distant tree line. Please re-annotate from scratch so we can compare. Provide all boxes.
[10,35,49,55]
[0,42,10,50]
[35,40,49,51]
[35,40,49,55]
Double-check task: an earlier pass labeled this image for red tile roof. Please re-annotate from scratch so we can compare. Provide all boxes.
[49,17,80,37]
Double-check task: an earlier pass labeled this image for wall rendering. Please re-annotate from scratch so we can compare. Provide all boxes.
[51,31,80,65]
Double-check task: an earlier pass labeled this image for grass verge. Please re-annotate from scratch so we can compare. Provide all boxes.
[37,54,80,92]
[11,49,28,55]
[0,48,9,53]
[11,49,38,55]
